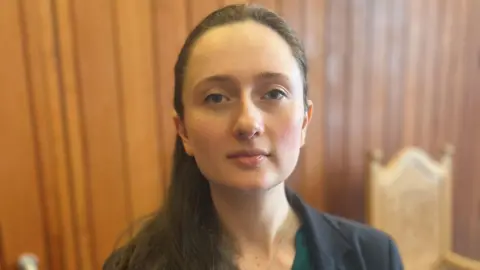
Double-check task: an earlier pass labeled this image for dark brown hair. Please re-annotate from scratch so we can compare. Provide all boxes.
[104,3,308,269]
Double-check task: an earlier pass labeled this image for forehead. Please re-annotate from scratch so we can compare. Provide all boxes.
[184,21,302,89]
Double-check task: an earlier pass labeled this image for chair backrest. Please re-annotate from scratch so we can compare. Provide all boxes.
[443,252,480,269]
[366,146,454,270]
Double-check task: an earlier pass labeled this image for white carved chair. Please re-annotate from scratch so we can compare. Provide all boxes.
[366,146,459,269]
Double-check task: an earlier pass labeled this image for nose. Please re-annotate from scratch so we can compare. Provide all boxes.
[232,101,264,140]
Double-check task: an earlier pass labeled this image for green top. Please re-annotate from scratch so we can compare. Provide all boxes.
[291,225,312,270]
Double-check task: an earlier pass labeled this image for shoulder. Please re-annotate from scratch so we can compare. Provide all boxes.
[319,212,403,269]
[286,188,403,269]
[322,213,394,248]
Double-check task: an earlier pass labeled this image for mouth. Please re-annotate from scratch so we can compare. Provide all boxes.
[226,149,270,168]
[226,149,270,158]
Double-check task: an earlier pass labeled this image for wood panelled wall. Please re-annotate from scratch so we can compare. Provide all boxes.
[0,0,478,269]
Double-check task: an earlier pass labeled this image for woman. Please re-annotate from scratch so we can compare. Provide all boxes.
[104,3,403,270]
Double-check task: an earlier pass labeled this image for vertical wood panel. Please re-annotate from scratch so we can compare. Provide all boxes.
[345,0,368,220]
[324,0,348,216]
[188,0,220,29]
[446,0,466,255]
[19,0,78,268]
[17,0,54,268]
[368,0,388,151]
[456,52,476,258]
[303,0,326,210]
[384,0,406,158]
[153,0,188,190]
[0,225,5,269]
[412,0,428,146]
[0,1,48,269]
[471,0,480,257]
[434,0,452,151]
[450,0,469,148]
[418,0,438,151]
[71,0,130,267]
[222,0,247,6]
[278,0,304,39]
[360,0,389,221]
[463,0,480,258]
[451,0,471,258]
[469,70,480,259]
[425,0,443,153]
[473,100,480,259]
[280,0,306,191]
[115,0,163,235]
[53,0,89,267]
[252,0,277,11]
[402,0,421,146]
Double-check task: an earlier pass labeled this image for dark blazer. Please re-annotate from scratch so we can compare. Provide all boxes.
[286,188,404,270]
[104,188,404,270]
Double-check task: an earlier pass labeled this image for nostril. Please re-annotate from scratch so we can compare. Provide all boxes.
[232,117,264,140]
[235,129,259,140]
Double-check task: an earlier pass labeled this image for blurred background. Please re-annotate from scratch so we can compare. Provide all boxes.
[0,0,479,269]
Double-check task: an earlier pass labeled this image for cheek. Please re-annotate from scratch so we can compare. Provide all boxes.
[186,114,225,153]
[275,114,304,152]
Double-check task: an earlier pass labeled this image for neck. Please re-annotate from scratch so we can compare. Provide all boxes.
[210,182,298,254]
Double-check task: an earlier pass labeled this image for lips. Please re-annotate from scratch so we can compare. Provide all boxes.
[226,149,269,168]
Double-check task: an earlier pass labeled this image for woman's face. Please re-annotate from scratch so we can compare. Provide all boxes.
[176,21,313,191]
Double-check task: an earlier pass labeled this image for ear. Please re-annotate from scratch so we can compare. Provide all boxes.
[173,112,194,156]
[300,100,313,147]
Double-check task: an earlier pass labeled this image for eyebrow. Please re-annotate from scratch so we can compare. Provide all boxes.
[254,71,290,82]
[193,72,290,90]
[197,75,235,85]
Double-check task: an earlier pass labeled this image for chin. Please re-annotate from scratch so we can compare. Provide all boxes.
[214,177,283,192]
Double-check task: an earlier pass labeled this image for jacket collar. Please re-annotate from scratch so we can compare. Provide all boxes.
[286,187,352,270]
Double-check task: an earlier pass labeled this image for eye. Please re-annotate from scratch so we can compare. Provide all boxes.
[204,93,228,104]
[263,88,287,100]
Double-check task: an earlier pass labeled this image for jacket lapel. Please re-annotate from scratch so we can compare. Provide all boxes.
[286,188,352,270]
